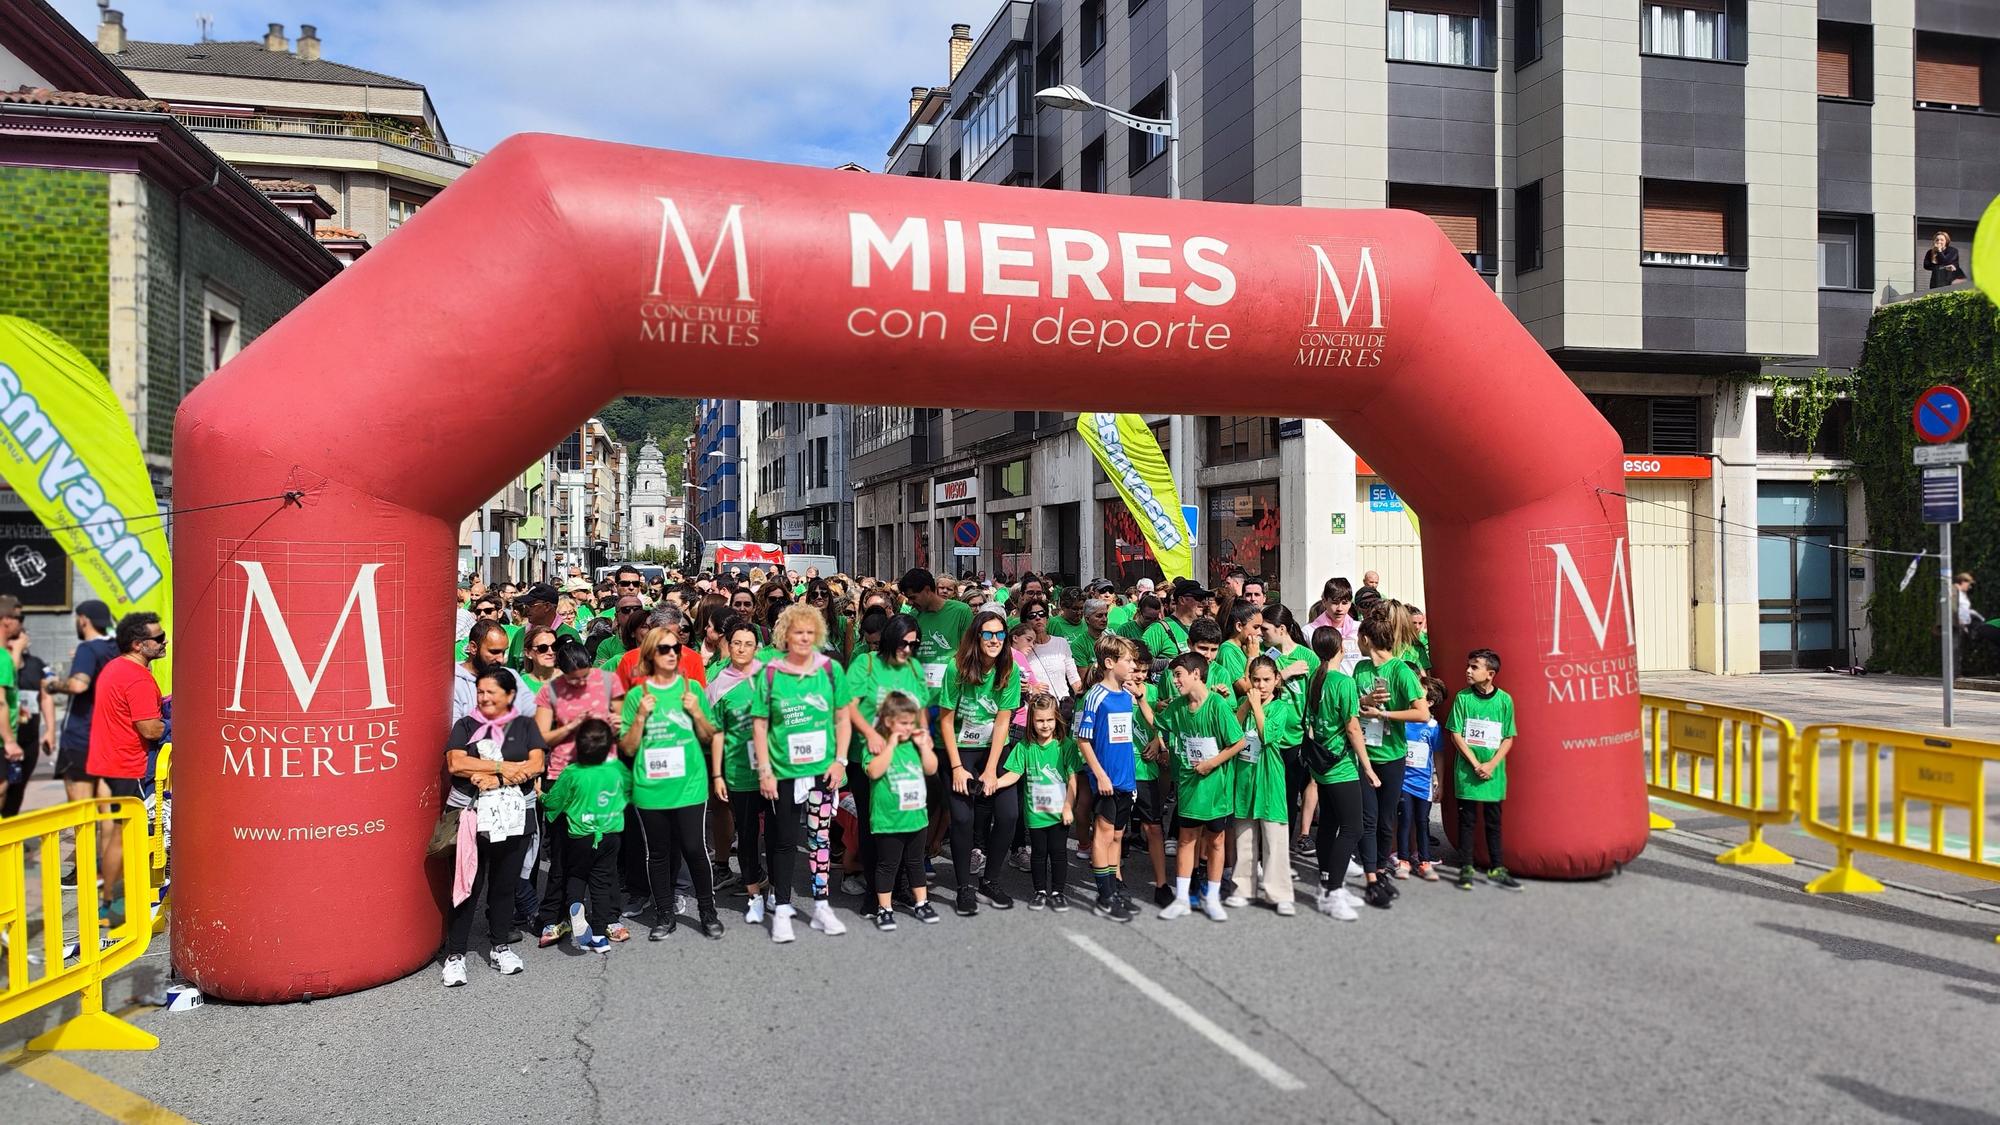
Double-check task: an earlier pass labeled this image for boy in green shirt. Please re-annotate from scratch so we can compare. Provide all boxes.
[1447,647,1520,891]
[1157,651,1245,922]
[540,719,630,952]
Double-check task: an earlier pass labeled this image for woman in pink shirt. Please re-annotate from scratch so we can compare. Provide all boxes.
[533,637,624,945]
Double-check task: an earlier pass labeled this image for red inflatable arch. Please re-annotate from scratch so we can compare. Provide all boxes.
[173,135,1646,1001]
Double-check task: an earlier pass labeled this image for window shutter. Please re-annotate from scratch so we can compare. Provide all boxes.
[1669,0,1725,12]
[1916,40,1983,108]
[1398,188,1483,255]
[1818,33,1852,98]
[1402,0,1483,16]
[1643,188,1728,256]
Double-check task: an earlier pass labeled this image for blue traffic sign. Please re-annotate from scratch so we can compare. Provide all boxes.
[1913,385,1970,444]
[953,518,979,547]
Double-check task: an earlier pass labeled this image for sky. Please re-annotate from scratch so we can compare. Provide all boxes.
[52,0,955,167]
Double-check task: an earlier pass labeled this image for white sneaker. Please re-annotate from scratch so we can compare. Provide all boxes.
[1201,896,1229,922]
[770,904,796,944]
[745,893,767,925]
[809,900,847,936]
[1222,894,1249,908]
[1346,859,1364,881]
[970,848,986,877]
[440,955,468,987]
[1075,846,1091,862]
[1322,889,1359,922]
[673,893,696,919]
[1274,900,1298,917]
[1158,897,1190,920]
[1163,838,1178,856]
[488,944,524,975]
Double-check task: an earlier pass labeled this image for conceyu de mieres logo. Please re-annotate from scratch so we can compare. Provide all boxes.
[1298,243,1386,368]
[641,196,762,348]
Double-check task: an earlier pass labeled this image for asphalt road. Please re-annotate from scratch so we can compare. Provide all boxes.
[7,827,2000,1124]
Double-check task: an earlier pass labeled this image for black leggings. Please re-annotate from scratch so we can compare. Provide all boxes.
[561,829,621,930]
[947,755,1018,883]
[846,761,876,878]
[636,805,715,917]
[1358,758,1406,873]
[1028,824,1069,893]
[1314,779,1362,891]
[731,789,767,889]
[447,829,533,955]
[1457,798,1504,869]
[873,828,926,896]
[765,779,835,908]
[1283,754,1311,842]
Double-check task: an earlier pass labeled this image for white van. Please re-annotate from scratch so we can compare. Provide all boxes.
[784,553,839,579]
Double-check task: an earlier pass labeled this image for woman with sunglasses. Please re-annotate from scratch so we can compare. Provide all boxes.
[1024,602,1084,713]
[755,580,793,641]
[750,603,851,943]
[619,624,726,940]
[939,609,1022,916]
[518,626,560,700]
[839,613,931,900]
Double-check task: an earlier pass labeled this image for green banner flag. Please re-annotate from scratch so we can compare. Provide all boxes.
[0,317,172,690]
[1077,413,1193,582]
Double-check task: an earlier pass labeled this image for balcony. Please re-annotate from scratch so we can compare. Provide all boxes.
[171,111,484,165]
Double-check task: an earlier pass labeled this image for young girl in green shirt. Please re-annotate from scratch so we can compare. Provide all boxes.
[863,690,940,930]
[1229,657,1299,916]
[540,718,629,952]
[999,694,1081,912]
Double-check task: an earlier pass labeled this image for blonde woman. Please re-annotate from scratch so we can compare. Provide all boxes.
[749,602,852,943]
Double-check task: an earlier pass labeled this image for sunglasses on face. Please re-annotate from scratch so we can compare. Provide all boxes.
[1025,611,1048,620]
[147,632,168,645]
[619,580,642,587]
[530,643,556,653]
[979,630,1007,640]
[476,605,500,615]
[657,643,681,657]
[894,637,916,650]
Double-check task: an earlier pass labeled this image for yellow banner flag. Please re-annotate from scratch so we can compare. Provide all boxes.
[0,317,171,690]
[1077,413,1193,582]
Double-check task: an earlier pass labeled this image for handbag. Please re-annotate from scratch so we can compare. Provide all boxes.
[426,806,462,857]
[1294,673,1341,776]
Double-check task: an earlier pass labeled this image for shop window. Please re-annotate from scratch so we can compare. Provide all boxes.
[990,457,1029,499]
[996,511,1032,580]
[1207,483,1281,601]
[1102,500,1164,588]
[1206,416,1280,465]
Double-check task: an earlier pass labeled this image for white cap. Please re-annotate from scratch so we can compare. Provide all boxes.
[1135,578,1155,592]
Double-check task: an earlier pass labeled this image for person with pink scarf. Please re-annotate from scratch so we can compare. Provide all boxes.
[441,668,546,987]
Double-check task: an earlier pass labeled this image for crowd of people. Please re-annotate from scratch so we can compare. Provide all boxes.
[440,561,1523,986]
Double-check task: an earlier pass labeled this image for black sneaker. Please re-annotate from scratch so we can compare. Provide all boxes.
[912,901,941,924]
[59,866,79,889]
[872,908,898,931]
[1376,873,1401,900]
[1363,880,1393,910]
[1486,866,1523,890]
[977,881,1014,910]
[1049,891,1071,912]
[698,913,725,939]
[1093,893,1118,920]
[1103,894,1134,923]
[648,922,676,941]
[1152,883,1175,908]
[1027,890,1049,911]
[1456,864,1476,890]
[954,887,979,917]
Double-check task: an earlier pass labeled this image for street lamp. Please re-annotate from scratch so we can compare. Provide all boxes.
[1035,74,1194,505]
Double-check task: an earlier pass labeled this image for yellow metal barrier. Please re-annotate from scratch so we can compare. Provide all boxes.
[1641,694,1797,865]
[149,745,170,937]
[1796,723,1998,897]
[0,797,157,1050]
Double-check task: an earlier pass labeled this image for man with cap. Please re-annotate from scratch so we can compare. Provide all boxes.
[564,578,596,627]
[46,599,115,810]
[593,594,646,666]
[505,582,579,671]
[1142,579,1207,662]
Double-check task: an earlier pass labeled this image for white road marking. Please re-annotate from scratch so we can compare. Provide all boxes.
[1064,930,1307,1092]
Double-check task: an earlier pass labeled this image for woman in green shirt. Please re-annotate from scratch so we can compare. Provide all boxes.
[1352,614,1429,910]
[839,614,932,901]
[750,603,851,944]
[939,609,1021,916]
[1230,657,1298,915]
[708,619,769,915]
[1218,602,1262,698]
[1260,604,1320,851]
[1305,628,1372,921]
[618,624,726,941]
[518,626,559,699]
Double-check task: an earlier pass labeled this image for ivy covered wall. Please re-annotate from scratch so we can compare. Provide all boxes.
[1850,288,2000,675]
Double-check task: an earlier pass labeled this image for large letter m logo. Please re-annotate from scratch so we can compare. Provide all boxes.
[227,561,393,712]
[1306,245,1384,329]
[1543,539,1634,657]
[650,197,752,302]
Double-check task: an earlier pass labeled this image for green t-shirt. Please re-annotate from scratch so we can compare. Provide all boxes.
[1141,617,1191,661]
[1213,641,1250,691]
[0,650,17,730]
[541,758,631,842]
[913,600,974,692]
[1447,686,1516,801]
[1132,680,1161,782]
[1107,602,1136,630]
[845,652,933,763]
[594,635,626,666]
[518,671,555,701]
[751,658,848,780]
[708,665,767,792]
[1352,657,1422,764]
[868,738,930,834]
[1306,668,1362,785]
[1004,737,1080,829]
[1048,616,1093,668]
[1234,693,1299,822]
[1162,689,1242,823]
[1270,643,1321,709]
[940,662,1021,755]
[618,677,715,810]
[1413,632,1432,671]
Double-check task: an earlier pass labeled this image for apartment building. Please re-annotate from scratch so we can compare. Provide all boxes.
[753,401,854,566]
[847,0,1996,674]
[691,397,760,552]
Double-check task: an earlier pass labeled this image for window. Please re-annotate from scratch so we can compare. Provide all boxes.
[1640,1,1726,63]
[387,191,426,231]
[1040,170,1063,191]
[203,287,241,373]
[1916,35,1985,110]
[1515,180,1544,273]
[1082,138,1107,193]
[1388,0,1486,67]
[1817,215,1871,290]
[1207,416,1280,465]
[1587,395,1705,455]
[1818,22,1871,100]
[1036,34,1063,93]
[1756,397,1850,459]
[1515,0,1541,67]
[961,55,1021,175]
[1128,83,1168,171]
[908,481,928,513]
[990,457,1029,500]
[996,511,1032,580]
[1129,0,1150,15]
[1641,181,1742,267]
[1082,0,1106,59]
[1389,183,1494,271]
[814,437,829,489]
[1207,483,1281,600]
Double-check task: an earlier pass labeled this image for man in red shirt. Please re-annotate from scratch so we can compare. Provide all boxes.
[85,612,166,918]
[615,606,706,691]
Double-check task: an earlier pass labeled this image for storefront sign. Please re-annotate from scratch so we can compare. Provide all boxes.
[1368,483,1403,512]
[1619,455,1712,479]
[934,476,978,506]
[778,514,805,541]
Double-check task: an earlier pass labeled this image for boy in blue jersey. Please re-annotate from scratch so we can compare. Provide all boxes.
[1076,634,1142,923]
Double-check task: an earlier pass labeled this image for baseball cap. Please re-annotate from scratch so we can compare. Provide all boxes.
[1170,578,1210,601]
[564,578,592,594]
[76,599,113,631]
[520,582,561,605]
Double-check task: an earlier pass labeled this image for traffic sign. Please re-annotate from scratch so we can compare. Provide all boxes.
[1923,465,1963,524]
[1914,442,1969,466]
[1913,385,1971,444]
[953,517,980,547]
[507,540,529,561]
